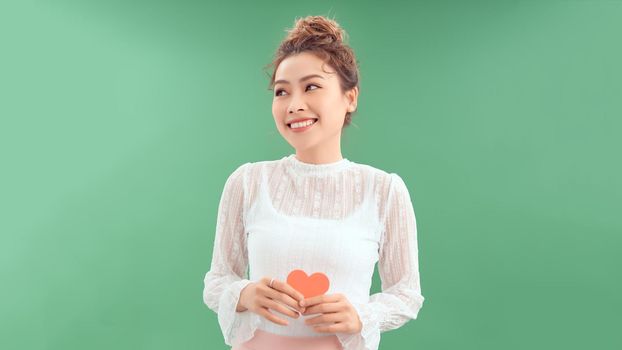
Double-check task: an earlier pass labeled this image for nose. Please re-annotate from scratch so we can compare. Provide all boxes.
[287,94,306,114]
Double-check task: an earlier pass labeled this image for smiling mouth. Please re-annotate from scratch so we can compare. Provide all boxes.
[287,118,318,128]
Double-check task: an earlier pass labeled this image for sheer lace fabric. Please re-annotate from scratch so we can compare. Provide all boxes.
[203,154,424,350]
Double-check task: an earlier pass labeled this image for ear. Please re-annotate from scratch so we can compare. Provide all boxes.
[346,86,359,112]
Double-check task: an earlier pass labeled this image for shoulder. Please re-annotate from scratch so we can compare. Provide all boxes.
[244,156,291,180]
[239,154,288,169]
[221,163,250,194]
[353,162,392,180]
[226,162,252,180]
[226,157,277,176]
[224,157,282,187]
[353,162,406,193]
[355,163,417,212]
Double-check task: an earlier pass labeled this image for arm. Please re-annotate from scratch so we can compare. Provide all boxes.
[337,173,425,350]
[202,162,261,347]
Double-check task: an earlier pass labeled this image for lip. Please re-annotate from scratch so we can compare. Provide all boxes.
[286,117,318,125]
[288,118,318,133]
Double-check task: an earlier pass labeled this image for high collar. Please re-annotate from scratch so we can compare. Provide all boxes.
[283,153,352,176]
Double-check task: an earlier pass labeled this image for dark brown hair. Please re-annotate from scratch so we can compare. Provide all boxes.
[264,15,360,128]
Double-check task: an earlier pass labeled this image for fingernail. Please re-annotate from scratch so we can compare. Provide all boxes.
[300,301,305,307]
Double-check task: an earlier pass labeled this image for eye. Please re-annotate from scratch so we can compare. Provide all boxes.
[274,84,320,97]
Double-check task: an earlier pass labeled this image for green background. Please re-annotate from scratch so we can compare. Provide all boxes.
[1,0,620,349]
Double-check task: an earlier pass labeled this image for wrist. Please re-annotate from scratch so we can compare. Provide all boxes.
[236,302,248,312]
[236,282,253,312]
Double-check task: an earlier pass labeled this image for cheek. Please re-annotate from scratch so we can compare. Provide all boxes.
[273,99,286,113]
[272,103,281,122]
[318,95,343,114]
[272,103,287,132]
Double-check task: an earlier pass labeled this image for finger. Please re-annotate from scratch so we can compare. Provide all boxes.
[302,294,341,309]
[266,281,303,311]
[257,306,289,326]
[264,298,300,319]
[263,287,301,313]
[302,301,342,315]
[304,312,342,326]
[312,323,344,333]
[277,291,304,313]
[272,279,305,304]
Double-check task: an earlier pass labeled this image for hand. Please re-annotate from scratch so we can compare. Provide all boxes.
[301,293,363,334]
[237,277,305,327]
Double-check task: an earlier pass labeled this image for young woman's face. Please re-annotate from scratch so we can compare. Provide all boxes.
[272,51,357,154]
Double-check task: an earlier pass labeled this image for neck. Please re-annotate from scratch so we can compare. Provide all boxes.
[294,134,343,165]
[294,152,343,165]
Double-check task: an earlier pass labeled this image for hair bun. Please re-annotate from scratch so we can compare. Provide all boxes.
[286,15,346,46]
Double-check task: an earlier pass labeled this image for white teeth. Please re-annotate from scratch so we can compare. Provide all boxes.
[290,119,317,129]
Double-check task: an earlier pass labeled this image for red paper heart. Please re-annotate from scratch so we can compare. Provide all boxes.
[286,269,330,298]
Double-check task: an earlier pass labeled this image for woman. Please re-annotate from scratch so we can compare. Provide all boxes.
[203,15,424,350]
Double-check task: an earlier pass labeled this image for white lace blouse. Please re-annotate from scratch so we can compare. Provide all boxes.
[202,154,425,350]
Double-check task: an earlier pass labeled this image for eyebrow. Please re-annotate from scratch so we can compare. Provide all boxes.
[274,74,325,86]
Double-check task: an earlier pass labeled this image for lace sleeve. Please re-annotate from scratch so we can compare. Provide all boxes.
[336,173,425,350]
[202,162,262,347]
